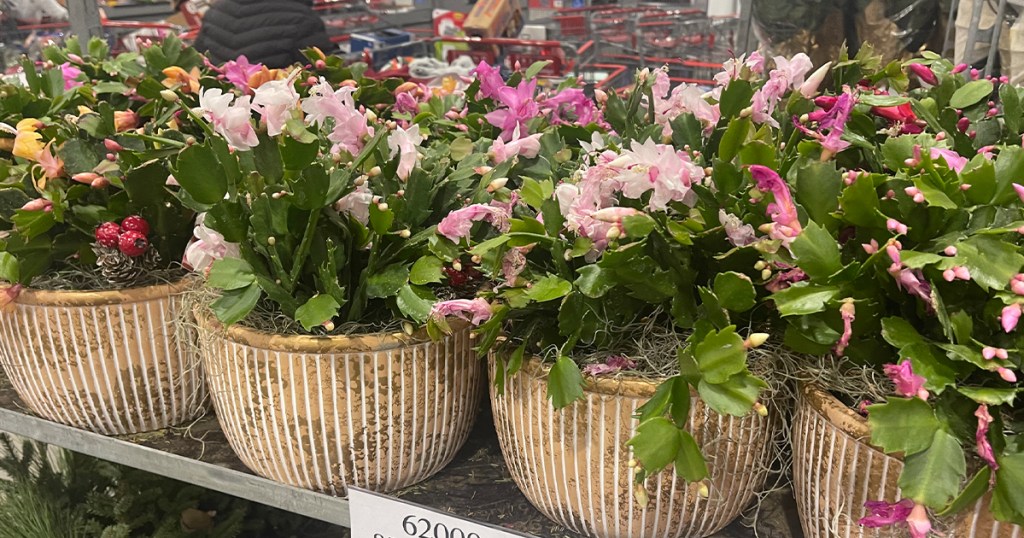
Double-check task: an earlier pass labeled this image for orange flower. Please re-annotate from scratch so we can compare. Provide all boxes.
[114,110,139,132]
[34,142,64,189]
[247,67,285,89]
[162,66,201,93]
[13,119,44,161]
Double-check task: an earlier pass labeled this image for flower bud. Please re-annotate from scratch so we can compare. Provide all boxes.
[452,261,462,272]
[104,138,124,152]
[315,59,327,70]
[159,89,180,102]
[471,255,481,264]
[942,269,956,282]
[944,246,957,256]
[377,202,389,211]
[403,322,414,335]
[267,236,276,246]
[761,268,772,280]
[753,261,767,271]
[368,166,381,177]
[627,458,638,468]
[634,484,649,507]
[605,226,621,241]
[487,177,509,192]
[753,402,768,417]
[322,320,335,331]
[90,177,110,189]
[72,172,101,184]
[745,333,769,348]
[697,482,710,498]
[998,367,1017,383]
[398,229,411,238]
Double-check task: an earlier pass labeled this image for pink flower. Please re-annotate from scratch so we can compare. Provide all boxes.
[886,218,908,235]
[491,125,542,163]
[545,87,599,126]
[719,210,757,247]
[198,88,258,151]
[883,360,929,400]
[36,142,64,179]
[437,202,512,242]
[765,265,808,292]
[387,123,424,181]
[906,503,932,538]
[835,300,855,356]
[652,71,720,135]
[975,404,999,471]
[335,183,373,225]
[751,77,786,128]
[394,92,420,115]
[615,138,704,211]
[873,103,917,123]
[1014,183,1024,204]
[1001,304,1022,333]
[860,499,914,528]
[908,63,938,86]
[429,298,492,326]
[799,62,832,98]
[59,62,83,90]
[221,55,263,91]
[252,73,300,137]
[302,78,373,156]
[794,90,855,158]
[930,147,967,174]
[183,213,241,272]
[714,52,764,85]
[500,247,528,287]
[751,165,802,246]
[473,61,505,100]
[772,53,814,89]
[862,239,879,254]
[582,356,637,376]
[485,80,540,140]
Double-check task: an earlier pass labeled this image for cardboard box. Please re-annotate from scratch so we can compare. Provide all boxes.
[519,24,547,40]
[464,0,523,38]
[433,9,470,60]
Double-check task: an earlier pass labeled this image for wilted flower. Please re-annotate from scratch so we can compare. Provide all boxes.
[750,165,801,247]
[113,110,139,132]
[719,210,757,247]
[162,66,201,94]
[582,356,637,376]
[860,499,914,528]
[883,360,929,400]
[835,300,855,356]
[975,404,998,471]
[429,298,492,326]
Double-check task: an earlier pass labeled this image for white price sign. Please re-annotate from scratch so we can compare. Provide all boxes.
[349,487,533,538]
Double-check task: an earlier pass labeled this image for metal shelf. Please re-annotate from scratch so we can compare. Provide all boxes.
[0,374,782,537]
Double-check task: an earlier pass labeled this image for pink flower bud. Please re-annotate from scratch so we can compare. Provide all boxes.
[913,193,925,203]
[998,367,1017,383]
[988,107,999,117]
[67,53,84,64]
[862,239,879,254]
[1012,280,1024,296]
[904,186,920,196]
[961,184,972,191]
[997,348,1009,359]
[957,117,971,132]
[885,189,896,199]
[904,157,920,167]
[1002,304,1022,333]
[943,269,956,282]
[971,68,980,80]
[1001,76,1010,84]
[908,63,938,85]
[886,218,908,234]
[983,347,997,360]
[1014,183,1024,203]
[90,177,109,189]
[935,131,946,141]
[944,246,957,256]
[315,59,326,70]
[954,266,971,280]
[953,63,969,74]
[814,95,838,110]
[20,198,52,212]
[103,139,123,152]
[71,172,101,184]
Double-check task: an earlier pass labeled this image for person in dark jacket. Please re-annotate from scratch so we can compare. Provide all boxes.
[193,0,333,68]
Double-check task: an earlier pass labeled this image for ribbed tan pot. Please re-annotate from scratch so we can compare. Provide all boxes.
[792,383,1022,538]
[490,357,776,538]
[0,281,206,435]
[198,315,482,496]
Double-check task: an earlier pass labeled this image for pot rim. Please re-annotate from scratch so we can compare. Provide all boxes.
[519,355,667,399]
[197,308,470,354]
[799,381,871,441]
[14,279,193,307]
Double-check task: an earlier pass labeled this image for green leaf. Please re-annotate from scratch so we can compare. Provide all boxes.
[409,256,444,285]
[468,235,511,256]
[428,235,461,261]
[992,452,1024,524]
[790,222,842,280]
[694,326,747,384]
[958,387,1019,406]
[294,295,341,332]
[866,398,941,456]
[675,431,708,482]
[1002,83,1022,134]
[634,379,673,423]
[669,376,691,428]
[547,356,584,409]
[524,60,553,80]
[366,265,410,299]
[449,138,474,161]
[173,142,228,205]
[949,79,994,109]
[912,176,957,209]
[623,214,656,238]
[0,253,18,283]
[880,317,925,348]
[368,202,394,235]
[281,135,319,171]
[899,429,966,507]
[290,164,330,210]
[858,94,911,107]
[955,236,1024,291]
[794,160,841,227]
[937,467,991,517]
[718,80,754,118]
[206,258,255,290]
[626,417,681,472]
[771,283,840,316]
[697,373,767,416]
[839,175,881,227]
[712,272,756,312]
[526,275,572,302]
[520,178,554,209]
[396,284,434,323]
[211,283,261,326]
[12,210,56,239]
[719,117,750,163]
[575,265,616,298]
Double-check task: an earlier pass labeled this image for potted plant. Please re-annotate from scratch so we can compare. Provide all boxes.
[426,63,802,538]
[175,59,489,496]
[760,52,1024,537]
[0,37,203,435]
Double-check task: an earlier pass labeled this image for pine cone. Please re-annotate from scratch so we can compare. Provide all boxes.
[93,243,162,287]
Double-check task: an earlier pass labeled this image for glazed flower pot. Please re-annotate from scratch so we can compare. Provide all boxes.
[197,314,482,496]
[489,357,776,538]
[0,281,206,435]
[792,383,1022,538]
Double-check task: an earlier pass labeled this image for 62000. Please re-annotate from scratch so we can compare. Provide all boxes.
[402,515,481,538]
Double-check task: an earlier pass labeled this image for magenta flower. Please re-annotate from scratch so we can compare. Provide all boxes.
[860,499,914,528]
[883,360,929,400]
[198,88,259,151]
[485,80,540,140]
[835,300,855,356]
[221,55,263,91]
[975,404,999,471]
[429,298,493,326]
[437,202,512,242]
[59,62,83,90]
[472,61,505,100]
[794,90,855,159]
[490,125,542,163]
[1001,304,1022,333]
[582,356,637,376]
[394,91,420,115]
[387,123,424,181]
[545,87,599,126]
[751,165,802,247]
[719,210,757,247]
[765,265,808,292]
[252,73,299,137]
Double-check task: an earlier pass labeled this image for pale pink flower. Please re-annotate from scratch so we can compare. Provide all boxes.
[252,73,300,137]
[59,62,83,90]
[799,62,832,98]
[387,123,424,180]
[652,70,721,135]
[429,298,492,326]
[198,88,259,151]
[615,138,704,211]
[1001,304,1022,333]
[302,78,372,155]
[714,52,765,86]
[719,210,757,247]
[751,165,801,247]
[582,356,637,376]
[183,213,241,272]
[835,300,855,356]
[860,499,914,528]
[975,404,999,471]
[883,360,929,400]
[491,125,542,163]
[437,202,512,242]
[334,183,373,225]
[773,53,814,89]
[930,147,967,174]
[906,503,931,538]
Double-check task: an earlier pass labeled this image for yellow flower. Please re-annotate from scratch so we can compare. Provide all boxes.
[13,119,44,161]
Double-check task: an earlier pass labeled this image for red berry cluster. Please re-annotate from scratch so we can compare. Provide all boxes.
[443,263,483,289]
[95,215,151,257]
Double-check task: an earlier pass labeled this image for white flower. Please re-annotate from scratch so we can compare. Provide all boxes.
[387,123,424,180]
[252,73,300,137]
[198,88,258,151]
[335,183,373,225]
